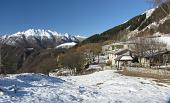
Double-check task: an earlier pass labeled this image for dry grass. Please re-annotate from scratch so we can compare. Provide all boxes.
[118,69,170,84]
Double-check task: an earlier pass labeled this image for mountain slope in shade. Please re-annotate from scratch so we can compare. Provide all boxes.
[1,29,86,49]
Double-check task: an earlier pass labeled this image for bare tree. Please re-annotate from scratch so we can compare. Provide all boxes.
[163,53,169,65]
[76,43,102,64]
[59,50,87,75]
[131,37,167,67]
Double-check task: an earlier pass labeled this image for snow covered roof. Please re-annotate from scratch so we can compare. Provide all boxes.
[115,55,133,61]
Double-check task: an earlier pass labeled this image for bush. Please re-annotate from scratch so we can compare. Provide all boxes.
[59,50,87,75]
[106,60,112,66]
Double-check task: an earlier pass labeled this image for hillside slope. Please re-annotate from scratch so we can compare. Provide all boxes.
[81,2,170,45]
[0,29,86,74]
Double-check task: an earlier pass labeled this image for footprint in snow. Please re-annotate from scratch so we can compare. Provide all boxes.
[79,86,86,94]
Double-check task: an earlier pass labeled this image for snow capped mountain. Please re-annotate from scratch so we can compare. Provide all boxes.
[1,29,86,49]
[4,29,79,40]
[11,29,59,38]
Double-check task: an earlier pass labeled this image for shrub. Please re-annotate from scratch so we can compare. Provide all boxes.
[106,60,112,66]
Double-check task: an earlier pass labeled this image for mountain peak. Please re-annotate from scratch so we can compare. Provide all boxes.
[0,29,86,48]
[11,29,61,38]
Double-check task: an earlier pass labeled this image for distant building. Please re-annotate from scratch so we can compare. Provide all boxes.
[102,42,128,53]
[102,36,170,69]
[102,42,134,67]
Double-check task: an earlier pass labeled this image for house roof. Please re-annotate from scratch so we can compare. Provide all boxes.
[114,49,130,55]
[115,55,133,61]
[105,50,117,54]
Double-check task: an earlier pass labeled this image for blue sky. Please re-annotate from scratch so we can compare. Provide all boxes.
[0,0,151,36]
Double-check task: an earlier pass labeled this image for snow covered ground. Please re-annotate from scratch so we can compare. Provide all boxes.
[0,70,170,103]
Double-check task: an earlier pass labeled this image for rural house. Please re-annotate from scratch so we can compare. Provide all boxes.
[141,49,170,68]
[114,49,133,69]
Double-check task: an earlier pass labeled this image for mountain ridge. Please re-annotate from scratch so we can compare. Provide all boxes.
[80,2,170,45]
[1,29,86,49]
